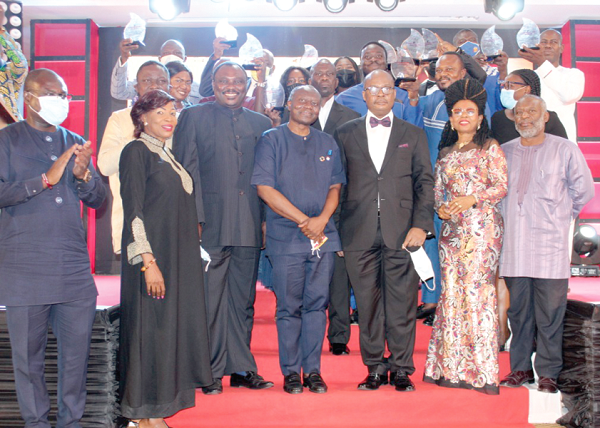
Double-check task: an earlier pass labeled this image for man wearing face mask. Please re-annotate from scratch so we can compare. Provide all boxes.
[98,60,170,254]
[111,39,201,104]
[335,42,422,127]
[0,69,106,428]
[173,62,274,395]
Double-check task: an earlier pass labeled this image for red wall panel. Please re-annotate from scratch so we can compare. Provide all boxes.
[579,183,600,219]
[34,60,87,95]
[576,62,600,98]
[34,23,87,57]
[61,100,85,136]
[577,102,600,139]
[574,24,600,58]
[578,141,600,177]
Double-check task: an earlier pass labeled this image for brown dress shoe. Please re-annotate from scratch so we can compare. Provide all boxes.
[500,370,535,387]
[537,377,558,393]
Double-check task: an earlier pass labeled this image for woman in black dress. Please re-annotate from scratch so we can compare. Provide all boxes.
[119,90,211,428]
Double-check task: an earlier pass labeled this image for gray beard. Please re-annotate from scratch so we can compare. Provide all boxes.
[516,117,545,139]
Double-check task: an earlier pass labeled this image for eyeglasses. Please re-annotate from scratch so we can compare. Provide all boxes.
[451,108,478,117]
[499,80,528,90]
[364,86,394,96]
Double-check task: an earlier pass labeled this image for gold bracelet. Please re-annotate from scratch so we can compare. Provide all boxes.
[141,258,156,272]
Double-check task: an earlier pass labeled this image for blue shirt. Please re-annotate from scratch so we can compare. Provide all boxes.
[252,125,345,256]
[335,82,424,128]
[0,121,106,306]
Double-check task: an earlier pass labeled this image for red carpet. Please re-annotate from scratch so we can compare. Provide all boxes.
[95,276,533,427]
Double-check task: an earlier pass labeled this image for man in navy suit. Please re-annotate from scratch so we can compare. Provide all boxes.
[335,70,434,392]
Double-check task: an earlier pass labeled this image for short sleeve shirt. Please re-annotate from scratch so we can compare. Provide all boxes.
[252,125,346,255]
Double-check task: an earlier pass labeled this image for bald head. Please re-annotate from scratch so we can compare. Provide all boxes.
[453,29,478,47]
[160,39,186,61]
[24,69,65,93]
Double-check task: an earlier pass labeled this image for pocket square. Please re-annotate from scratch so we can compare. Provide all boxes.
[398,143,409,148]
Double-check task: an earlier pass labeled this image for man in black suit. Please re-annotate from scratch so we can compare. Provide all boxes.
[309,59,360,356]
[335,70,434,392]
[173,62,274,394]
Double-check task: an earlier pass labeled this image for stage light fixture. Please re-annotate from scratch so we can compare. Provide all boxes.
[373,0,403,12]
[484,0,524,21]
[323,0,348,13]
[149,0,190,21]
[571,224,600,277]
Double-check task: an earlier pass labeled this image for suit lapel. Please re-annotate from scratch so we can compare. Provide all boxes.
[323,102,342,135]
[379,117,409,174]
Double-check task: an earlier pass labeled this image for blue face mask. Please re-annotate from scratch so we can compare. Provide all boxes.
[500,88,517,109]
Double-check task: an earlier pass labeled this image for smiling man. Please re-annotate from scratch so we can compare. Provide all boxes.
[172,62,274,395]
[335,70,434,392]
[500,94,593,393]
[252,85,345,394]
[518,29,585,142]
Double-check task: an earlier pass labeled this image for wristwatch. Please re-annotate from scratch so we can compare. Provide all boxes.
[256,81,267,88]
[76,169,92,183]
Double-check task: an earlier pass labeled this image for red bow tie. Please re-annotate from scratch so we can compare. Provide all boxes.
[369,116,391,128]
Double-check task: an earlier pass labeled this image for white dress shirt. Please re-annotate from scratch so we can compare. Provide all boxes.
[318,96,335,130]
[365,111,393,173]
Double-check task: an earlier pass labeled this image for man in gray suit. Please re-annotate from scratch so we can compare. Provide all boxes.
[335,70,434,392]
[173,62,273,394]
[309,59,360,356]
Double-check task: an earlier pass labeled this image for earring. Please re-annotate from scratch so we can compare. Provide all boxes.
[144,122,148,126]
[451,125,455,131]
[477,123,481,130]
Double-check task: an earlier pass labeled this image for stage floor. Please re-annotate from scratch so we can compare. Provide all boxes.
[94,274,600,427]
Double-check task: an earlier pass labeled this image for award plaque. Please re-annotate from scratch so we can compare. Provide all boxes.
[481,25,504,60]
[421,29,439,63]
[239,33,263,78]
[264,77,285,113]
[391,29,423,85]
[215,20,238,48]
[378,40,398,64]
[300,44,318,69]
[517,18,541,51]
[123,13,146,47]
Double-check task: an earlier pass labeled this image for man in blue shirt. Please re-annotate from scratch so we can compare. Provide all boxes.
[252,85,345,395]
[335,41,423,127]
[0,69,106,428]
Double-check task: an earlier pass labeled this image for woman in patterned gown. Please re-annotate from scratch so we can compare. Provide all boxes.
[423,79,508,395]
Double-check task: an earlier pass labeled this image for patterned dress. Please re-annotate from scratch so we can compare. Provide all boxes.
[423,142,508,395]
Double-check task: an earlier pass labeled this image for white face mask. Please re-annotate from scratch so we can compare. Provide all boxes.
[406,246,435,285]
[160,54,183,65]
[29,94,69,126]
[500,88,517,109]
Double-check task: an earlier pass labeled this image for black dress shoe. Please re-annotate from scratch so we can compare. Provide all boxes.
[416,304,436,319]
[329,343,350,355]
[423,313,435,326]
[537,377,558,393]
[230,371,274,389]
[357,372,388,390]
[202,378,223,395]
[283,373,303,394]
[303,372,328,393]
[391,371,415,392]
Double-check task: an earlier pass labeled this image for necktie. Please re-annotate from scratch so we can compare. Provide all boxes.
[369,116,391,128]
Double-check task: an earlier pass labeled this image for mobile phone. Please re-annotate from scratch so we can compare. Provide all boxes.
[242,64,258,71]
[223,40,237,48]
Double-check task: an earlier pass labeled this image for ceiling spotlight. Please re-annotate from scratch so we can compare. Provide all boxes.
[574,224,599,259]
[272,0,298,11]
[323,0,348,13]
[484,0,524,21]
[149,0,190,21]
[373,0,403,12]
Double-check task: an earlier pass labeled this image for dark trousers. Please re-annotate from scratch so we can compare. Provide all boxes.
[327,252,352,345]
[270,252,334,376]
[204,246,260,378]
[6,297,97,428]
[344,222,419,375]
[504,277,569,379]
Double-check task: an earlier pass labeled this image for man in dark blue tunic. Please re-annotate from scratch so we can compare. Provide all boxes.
[0,69,106,427]
[252,86,345,394]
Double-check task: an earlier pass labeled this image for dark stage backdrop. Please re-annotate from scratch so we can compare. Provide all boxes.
[95,25,522,273]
